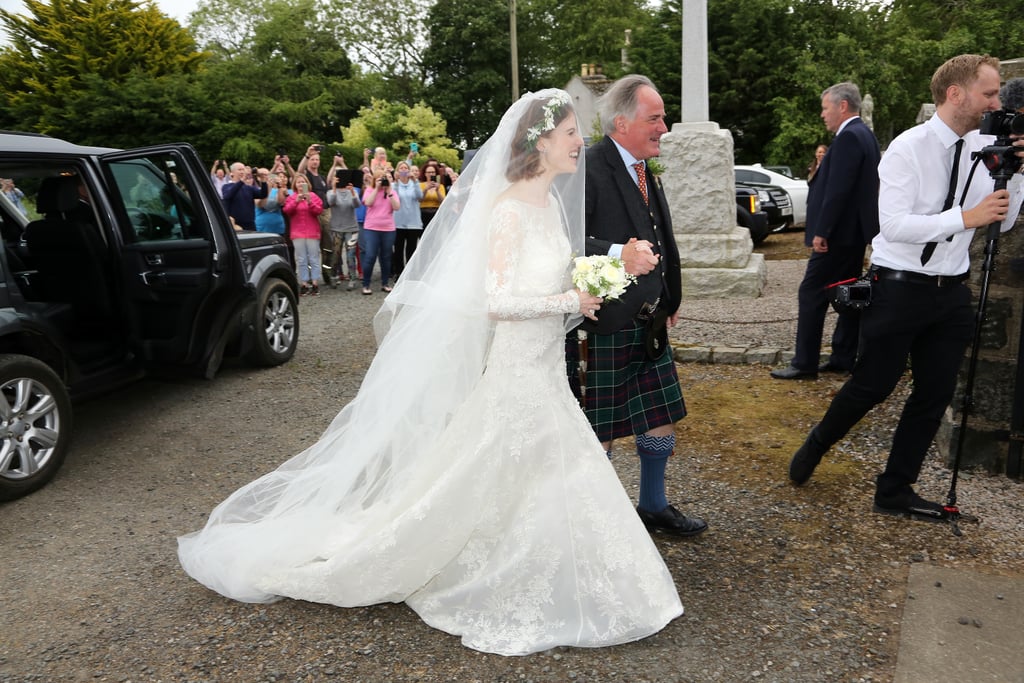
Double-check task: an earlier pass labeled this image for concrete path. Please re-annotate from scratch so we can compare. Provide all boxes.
[896,564,1024,682]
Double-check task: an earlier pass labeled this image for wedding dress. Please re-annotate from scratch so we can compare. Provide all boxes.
[178,89,683,656]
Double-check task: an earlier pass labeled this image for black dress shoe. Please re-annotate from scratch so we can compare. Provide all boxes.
[788,428,828,485]
[770,365,817,380]
[818,361,852,374]
[636,505,708,537]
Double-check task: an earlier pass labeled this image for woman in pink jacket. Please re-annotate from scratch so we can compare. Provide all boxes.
[359,168,400,295]
[284,174,324,295]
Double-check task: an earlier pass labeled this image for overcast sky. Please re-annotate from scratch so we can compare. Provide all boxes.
[0,0,200,34]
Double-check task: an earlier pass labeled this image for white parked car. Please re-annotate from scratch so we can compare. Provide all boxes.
[735,164,808,227]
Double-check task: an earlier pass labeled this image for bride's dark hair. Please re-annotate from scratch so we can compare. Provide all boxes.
[506,96,574,182]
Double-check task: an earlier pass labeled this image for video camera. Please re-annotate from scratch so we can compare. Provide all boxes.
[975,109,1024,179]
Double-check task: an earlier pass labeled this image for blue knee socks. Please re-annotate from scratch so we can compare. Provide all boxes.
[636,433,674,513]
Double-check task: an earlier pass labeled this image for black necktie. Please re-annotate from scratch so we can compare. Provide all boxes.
[920,138,963,266]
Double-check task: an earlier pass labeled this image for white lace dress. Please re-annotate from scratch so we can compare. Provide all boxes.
[178,197,683,656]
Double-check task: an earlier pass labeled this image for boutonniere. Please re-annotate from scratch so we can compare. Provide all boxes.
[645,157,666,178]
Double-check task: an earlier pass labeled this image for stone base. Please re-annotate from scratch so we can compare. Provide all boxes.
[681,253,767,298]
[936,409,1010,474]
[677,226,755,269]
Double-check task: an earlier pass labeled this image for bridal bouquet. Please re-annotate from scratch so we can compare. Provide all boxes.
[572,255,636,300]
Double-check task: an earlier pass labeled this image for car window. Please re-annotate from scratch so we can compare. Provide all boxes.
[735,170,755,183]
[106,153,204,243]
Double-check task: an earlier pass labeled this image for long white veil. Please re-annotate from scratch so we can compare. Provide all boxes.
[178,89,587,603]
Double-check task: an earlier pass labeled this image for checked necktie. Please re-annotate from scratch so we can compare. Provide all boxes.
[920,138,964,266]
[633,162,649,205]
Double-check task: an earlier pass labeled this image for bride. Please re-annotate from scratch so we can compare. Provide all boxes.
[178,89,683,656]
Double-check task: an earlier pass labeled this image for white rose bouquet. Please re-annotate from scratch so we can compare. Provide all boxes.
[571,255,636,300]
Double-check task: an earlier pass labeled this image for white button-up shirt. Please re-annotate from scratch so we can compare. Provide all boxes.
[872,113,1024,276]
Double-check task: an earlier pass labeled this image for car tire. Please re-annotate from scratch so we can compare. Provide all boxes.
[0,355,72,502]
[737,206,768,245]
[246,277,299,367]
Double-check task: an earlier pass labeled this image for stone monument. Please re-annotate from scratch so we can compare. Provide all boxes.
[658,0,766,297]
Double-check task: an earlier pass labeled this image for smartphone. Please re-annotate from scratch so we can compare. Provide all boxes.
[313,144,325,153]
[410,142,419,153]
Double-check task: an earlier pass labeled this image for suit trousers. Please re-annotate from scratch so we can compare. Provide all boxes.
[811,276,973,497]
[792,246,866,371]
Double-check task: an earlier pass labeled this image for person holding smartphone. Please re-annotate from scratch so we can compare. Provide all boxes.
[360,168,400,294]
[392,160,424,278]
[419,162,446,230]
[327,169,362,289]
[283,174,325,295]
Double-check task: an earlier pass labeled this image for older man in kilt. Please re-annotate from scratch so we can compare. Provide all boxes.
[571,75,707,537]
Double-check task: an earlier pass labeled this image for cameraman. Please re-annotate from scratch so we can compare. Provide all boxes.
[788,54,1024,521]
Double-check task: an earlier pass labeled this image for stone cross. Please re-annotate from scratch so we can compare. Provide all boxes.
[681,0,709,123]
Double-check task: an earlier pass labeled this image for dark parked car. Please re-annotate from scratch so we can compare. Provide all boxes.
[0,132,300,500]
[735,185,770,244]
[737,179,794,232]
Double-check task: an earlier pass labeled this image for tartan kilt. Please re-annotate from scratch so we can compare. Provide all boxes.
[574,320,686,443]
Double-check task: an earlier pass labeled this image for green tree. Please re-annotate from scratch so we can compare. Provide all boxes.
[877,0,1024,139]
[423,0,512,150]
[182,0,365,164]
[627,1,682,126]
[0,0,206,136]
[338,99,459,170]
[522,0,648,88]
[191,0,427,98]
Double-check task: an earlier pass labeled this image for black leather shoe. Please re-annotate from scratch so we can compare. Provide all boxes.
[872,490,948,522]
[788,429,828,485]
[636,505,708,537]
[770,365,817,380]
[818,361,852,374]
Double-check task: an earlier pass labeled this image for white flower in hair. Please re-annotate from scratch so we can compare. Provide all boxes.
[525,91,573,148]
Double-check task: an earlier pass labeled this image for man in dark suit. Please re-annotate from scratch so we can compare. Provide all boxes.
[572,74,706,537]
[771,82,881,380]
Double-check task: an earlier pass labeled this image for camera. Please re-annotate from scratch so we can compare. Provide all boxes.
[979,109,1024,138]
[976,109,1024,179]
[379,175,390,187]
[830,276,872,310]
[313,144,325,153]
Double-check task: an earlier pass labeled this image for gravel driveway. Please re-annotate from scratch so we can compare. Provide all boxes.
[2,240,1022,683]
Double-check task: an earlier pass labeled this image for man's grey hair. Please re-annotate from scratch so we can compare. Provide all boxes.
[598,74,658,135]
[822,82,862,113]
[1000,77,1024,112]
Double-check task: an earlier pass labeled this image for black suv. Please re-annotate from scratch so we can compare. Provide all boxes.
[735,185,770,244]
[736,179,794,231]
[0,133,300,500]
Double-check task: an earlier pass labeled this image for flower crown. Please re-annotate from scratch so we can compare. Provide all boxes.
[524,92,572,149]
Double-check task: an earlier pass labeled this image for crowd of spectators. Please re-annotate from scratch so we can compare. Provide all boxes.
[211,144,458,296]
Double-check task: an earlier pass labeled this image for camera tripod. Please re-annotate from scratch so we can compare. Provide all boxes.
[943,156,1020,535]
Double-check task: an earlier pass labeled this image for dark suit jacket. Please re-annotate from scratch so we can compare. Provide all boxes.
[805,117,881,247]
[581,137,682,335]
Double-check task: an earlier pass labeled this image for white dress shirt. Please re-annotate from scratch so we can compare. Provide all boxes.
[872,113,1024,276]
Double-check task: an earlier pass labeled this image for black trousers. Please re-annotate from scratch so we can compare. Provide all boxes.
[791,245,866,371]
[393,228,421,276]
[812,276,973,497]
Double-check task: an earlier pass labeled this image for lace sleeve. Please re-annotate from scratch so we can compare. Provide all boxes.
[487,201,579,321]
